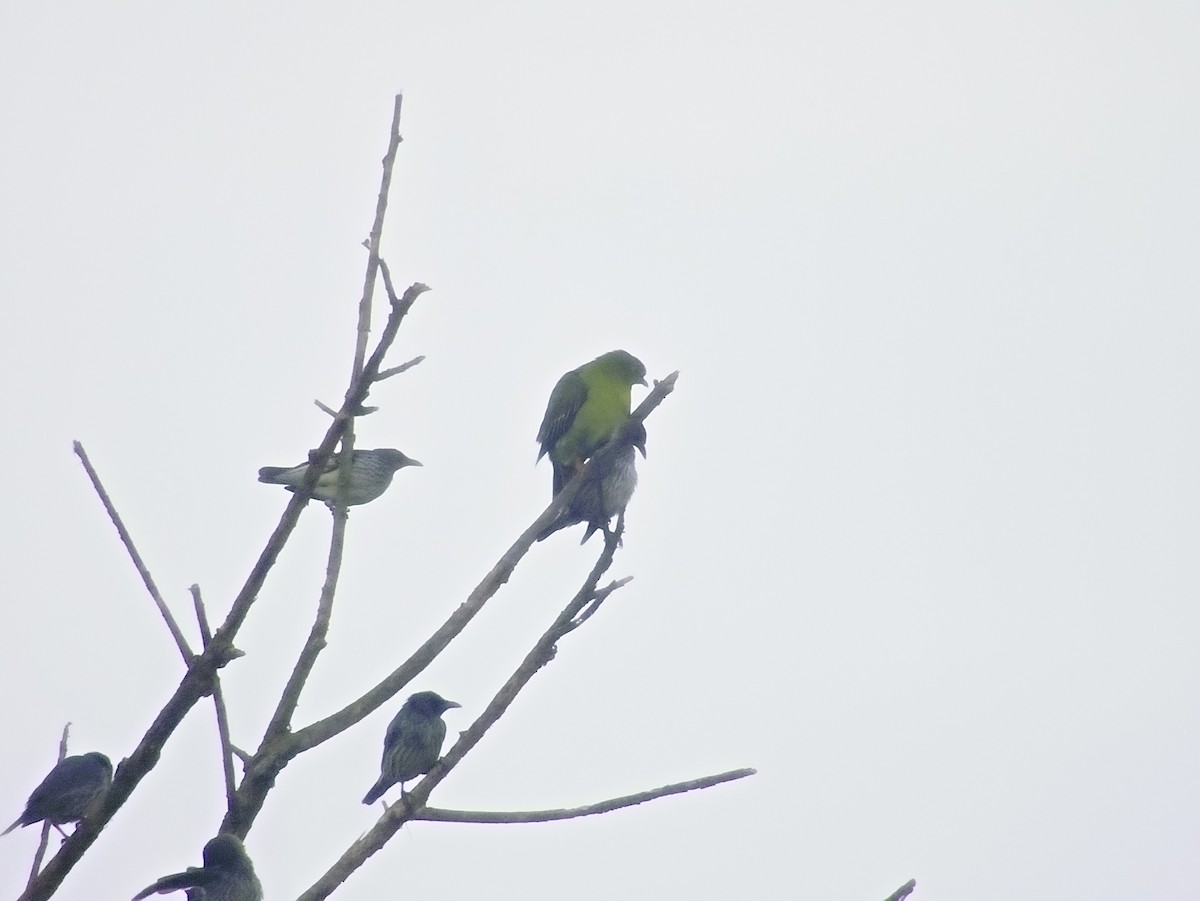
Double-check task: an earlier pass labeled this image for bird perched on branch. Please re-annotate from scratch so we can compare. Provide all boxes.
[257,447,421,507]
[3,751,112,837]
[538,420,647,543]
[132,833,262,901]
[363,691,461,805]
[537,350,647,497]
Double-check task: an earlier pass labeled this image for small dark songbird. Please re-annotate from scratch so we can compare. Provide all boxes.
[3,751,112,837]
[257,447,421,507]
[363,691,461,805]
[132,833,262,901]
[537,421,646,543]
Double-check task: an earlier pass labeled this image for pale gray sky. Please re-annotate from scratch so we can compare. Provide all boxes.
[1,3,1197,899]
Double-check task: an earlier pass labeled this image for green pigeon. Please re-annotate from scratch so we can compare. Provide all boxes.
[536,350,647,497]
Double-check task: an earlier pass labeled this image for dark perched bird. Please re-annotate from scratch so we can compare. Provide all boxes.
[363,691,461,805]
[537,421,646,543]
[257,447,421,507]
[132,833,262,901]
[3,751,112,837]
[537,350,647,497]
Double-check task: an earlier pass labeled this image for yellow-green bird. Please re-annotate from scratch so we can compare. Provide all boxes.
[537,350,647,497]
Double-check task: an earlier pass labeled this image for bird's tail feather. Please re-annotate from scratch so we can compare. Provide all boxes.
[536,518,569,542]
[257,466,291,483]
[362,778,388,805]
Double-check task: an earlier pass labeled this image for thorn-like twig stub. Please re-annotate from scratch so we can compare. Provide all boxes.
[215,646,246,668]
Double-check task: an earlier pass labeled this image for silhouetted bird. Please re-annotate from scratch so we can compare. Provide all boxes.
[537,350,647,497]
[537,421,646,543]
[3,751,112,837]
[363,691,461,805]
[132,833,262,901]
[257,447,421,507]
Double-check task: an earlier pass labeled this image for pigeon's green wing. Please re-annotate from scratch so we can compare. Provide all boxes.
[536,368,588,463]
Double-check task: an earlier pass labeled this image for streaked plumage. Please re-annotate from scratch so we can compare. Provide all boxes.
[132,833,262,901]
[537,421,646,543]
[537,350,647,497]
[363,691,461,805]
[3,751,112,837]
[257,447,421,507]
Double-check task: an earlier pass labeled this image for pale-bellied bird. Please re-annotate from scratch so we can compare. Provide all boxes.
[258,447,421,507]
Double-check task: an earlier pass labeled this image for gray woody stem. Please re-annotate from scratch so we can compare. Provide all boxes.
[296,528,629,899]
[24,226,426,901]
[190,585,239,812]
[24,724,70,891]
[73,443,193,663]
[415,768,757,823]
[883,879,917,901]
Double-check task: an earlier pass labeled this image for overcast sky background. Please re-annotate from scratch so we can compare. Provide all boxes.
[1,3,1197,899]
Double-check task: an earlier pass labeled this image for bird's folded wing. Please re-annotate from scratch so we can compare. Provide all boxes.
[537,371,588,459]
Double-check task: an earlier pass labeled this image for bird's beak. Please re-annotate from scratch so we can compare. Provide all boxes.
[638,377,648,387]
[408,459,424,467]
[635,443,647,458]
[445,700,462,709]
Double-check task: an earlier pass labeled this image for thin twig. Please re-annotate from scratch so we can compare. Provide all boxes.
[415,768,756,824]
[24,725,70,889]
[376,355,425,381]
[190,585,237,812]
[883,879,917,901]
[354,93,404,376]
[314,399,339,418]
[72,443,192,663]
[297,525,629,899]
[564,573,633,634]
[377,257,401,307]
[261,490,351,743]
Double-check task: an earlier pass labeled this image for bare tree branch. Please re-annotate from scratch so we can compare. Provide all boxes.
[296,527,629,899]
[376,354,424,381]
[261,489,351,742]
[24,284,429,901]
[414,768,757,824]
[190,585,238,812]
[376,256,401,309]
[883,879,917,901]
[73,443,193,663]
[565,571,632,634]
[354,93,404,375]
[23,725,71,890]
